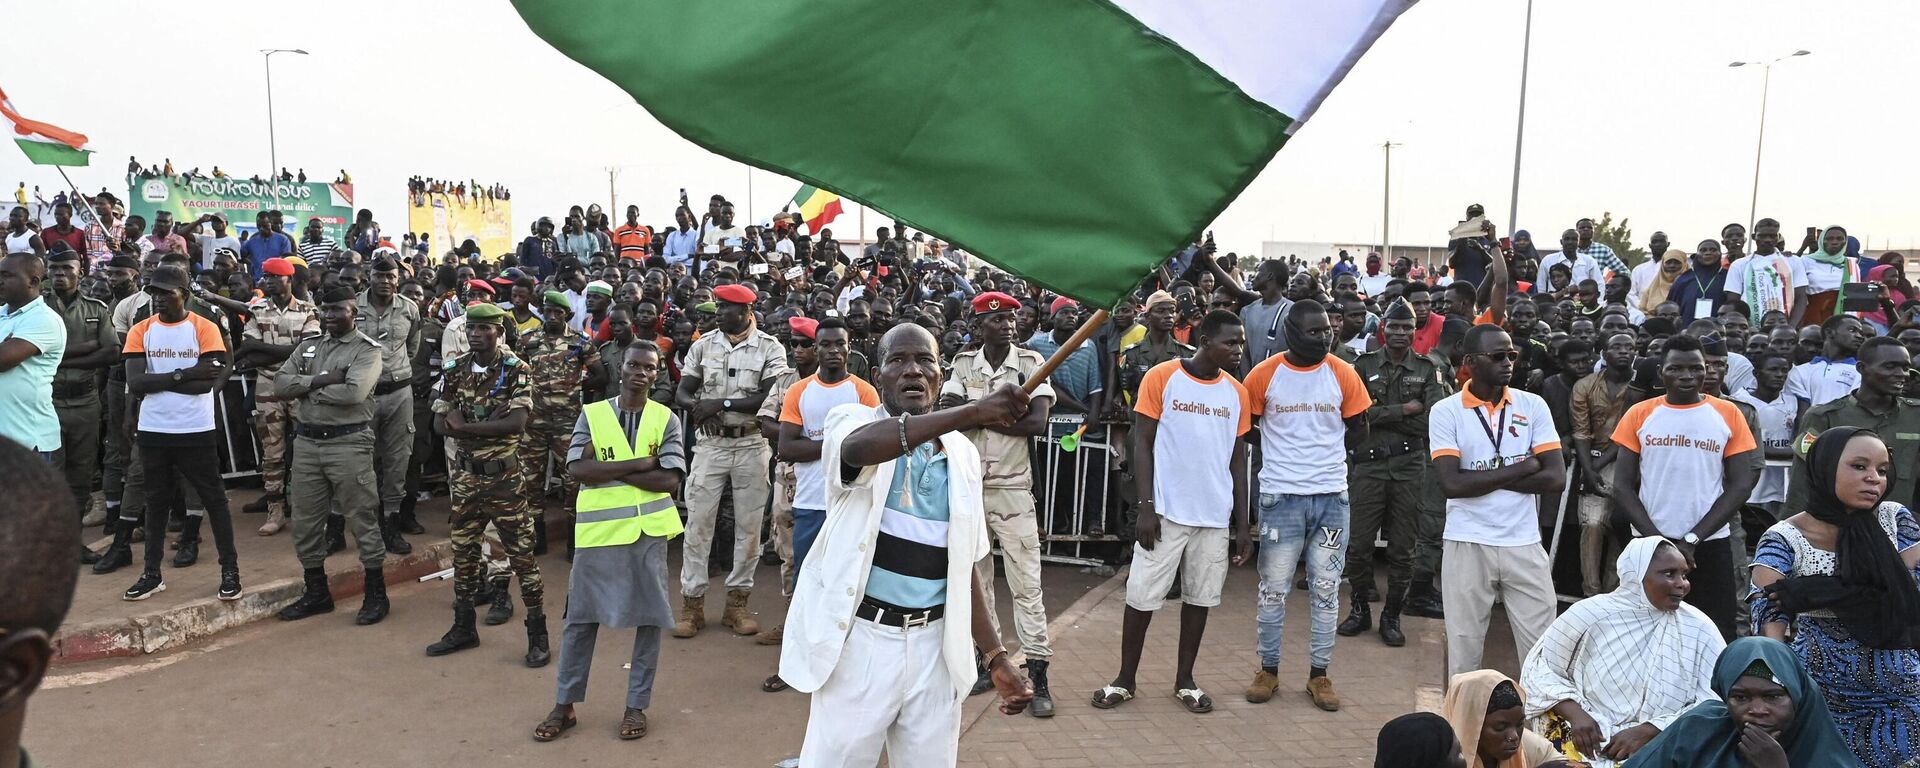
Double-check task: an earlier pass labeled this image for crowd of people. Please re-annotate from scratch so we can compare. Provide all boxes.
[408,176,510,207]
[124,157,352,187]
[2,185,1918,767]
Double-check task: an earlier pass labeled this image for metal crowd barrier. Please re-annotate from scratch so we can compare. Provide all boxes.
[1029,414,1121,566]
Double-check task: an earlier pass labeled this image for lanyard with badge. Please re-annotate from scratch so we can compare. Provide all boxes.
[1474,403,1509,468]
[1686,269,1719,320]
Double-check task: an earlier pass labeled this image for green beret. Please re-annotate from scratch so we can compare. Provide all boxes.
[465,303,509,325]
[694,301,718,314]
[542,290,572,310]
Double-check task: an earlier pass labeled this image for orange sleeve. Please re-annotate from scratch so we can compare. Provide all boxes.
[778,377,809,426]
[122,316,150,355]
[1132,361,1175,421]
[1242,354,1282,415]
[1610,400,1652,453]
[853,377,881,408]
[1716,399,1759,455]
[1431,448,1462,459]
[1474,309,1495,326]
[1331,358,1372,418]
[194,315,227,353]
[1229,376,1252,436]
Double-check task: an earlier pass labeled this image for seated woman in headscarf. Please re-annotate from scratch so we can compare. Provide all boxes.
[1625,637,1851,767]
[1750,426,1920,768]
[1518,537,1725,767]
[1441,670,1567,768]
[1374,712,1467,768]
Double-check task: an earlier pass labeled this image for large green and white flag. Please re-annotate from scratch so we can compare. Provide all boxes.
[513,0,1413,306]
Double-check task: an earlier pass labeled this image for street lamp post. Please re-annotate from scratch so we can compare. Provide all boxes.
[260,48,308,216]
[1730,50,1810,231]
[1381,140,1401,262]
[1506,0,1535,237]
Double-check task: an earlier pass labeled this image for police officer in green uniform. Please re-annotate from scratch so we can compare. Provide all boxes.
[1788,336,1920,515]
[44,248,118,562]
[1116,291,1193,537]
[1337,299,1448,647]
[356,255,422,556]
[273,285,391,625]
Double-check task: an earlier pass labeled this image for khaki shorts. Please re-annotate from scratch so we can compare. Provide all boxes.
[1125,519,1229,611]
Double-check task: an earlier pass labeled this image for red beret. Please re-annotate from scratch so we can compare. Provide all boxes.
[260,257,295,277]
[713,283,757,305]
[788,316,819,340]
[971,291,1018,315]
[1049,296,1078,314]
[466,279,495,295]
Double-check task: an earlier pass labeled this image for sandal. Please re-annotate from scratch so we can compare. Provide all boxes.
[1175,687,1214,714]
[1090,685,1135,709]
[533,709,576,742]
[762,674,790,693]
[619,708,648,741]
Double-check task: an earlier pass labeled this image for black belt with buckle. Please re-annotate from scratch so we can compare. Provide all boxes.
[856,599,944,628]
[295,422,369,440]
[51,381,95,399]
[374,379,412,396]
[462,458,513,476]
[1349,440,1423,463]
[714,424,756,438]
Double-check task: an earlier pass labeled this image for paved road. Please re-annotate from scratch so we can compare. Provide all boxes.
[32,549,1109,767]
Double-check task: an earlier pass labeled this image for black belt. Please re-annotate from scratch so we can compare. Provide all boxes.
[52,381,96,399]
[461,457,513,476]
[374,379,412,396]
[856,599,944,628]
[295,422,369,440]
[713,424,757,438]
[1348,440,1423,463]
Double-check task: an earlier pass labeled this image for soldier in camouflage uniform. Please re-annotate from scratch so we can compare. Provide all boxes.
[426,303,550,668]
[515,290,606,562]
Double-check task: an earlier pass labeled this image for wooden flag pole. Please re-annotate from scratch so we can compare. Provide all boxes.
[1020,309,1109,394]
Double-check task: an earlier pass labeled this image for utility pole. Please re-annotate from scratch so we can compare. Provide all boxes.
[1381,141,1401,262]
[606,167,618,215]
[1506,0,1534,236]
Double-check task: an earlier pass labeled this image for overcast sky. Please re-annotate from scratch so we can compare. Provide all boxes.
[3,0,1915,257]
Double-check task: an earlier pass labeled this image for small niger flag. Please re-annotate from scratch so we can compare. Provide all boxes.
[0,87,91,167]
[790,184,844,235]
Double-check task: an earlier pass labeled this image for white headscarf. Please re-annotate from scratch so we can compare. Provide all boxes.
[1518,537,1726,767]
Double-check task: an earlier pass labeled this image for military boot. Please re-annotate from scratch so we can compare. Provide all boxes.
[1336,598,1372,636]
[721,589,760,636]
[325,514,346,554]
[426,602,480,656]
[171,515,202,568]
[1403,579,1445,619]
[1024,659,1056,718]
[356,568,390,626]
[278,567,336,621]
[485,577,516,625]
[381,513,412,556]
[524,607,551,668]
[1379,594,1407,647]
[672,595,705,639]
[92,522,134,574]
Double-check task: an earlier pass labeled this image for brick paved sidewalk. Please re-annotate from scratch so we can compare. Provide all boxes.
[958,563,1524,767]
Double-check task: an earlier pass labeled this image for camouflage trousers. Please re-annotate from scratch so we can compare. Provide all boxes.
[450,466,543,609]
[770,461,797,596]
[519,414,577,520]
[254,397,293,512]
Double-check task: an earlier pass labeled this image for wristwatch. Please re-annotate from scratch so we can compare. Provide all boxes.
[723,398,734,410]
[1682,532,1701,546]
[170,370,185,384]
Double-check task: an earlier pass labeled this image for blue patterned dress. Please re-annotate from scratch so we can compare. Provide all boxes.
[1749,503,1920,768]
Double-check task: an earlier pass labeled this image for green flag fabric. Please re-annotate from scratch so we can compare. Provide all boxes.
[512,0,1412,306]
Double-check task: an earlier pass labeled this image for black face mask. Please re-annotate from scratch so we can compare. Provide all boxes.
[1284,312,1329,364]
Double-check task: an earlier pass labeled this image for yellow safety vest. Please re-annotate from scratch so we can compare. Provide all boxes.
[575,398,683,547]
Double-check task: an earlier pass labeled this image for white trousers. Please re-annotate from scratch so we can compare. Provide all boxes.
[800,617,961,768]
[1441,540,1558,679]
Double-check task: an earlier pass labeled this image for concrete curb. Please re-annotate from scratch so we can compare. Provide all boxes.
[959,565,1128,736]
[53,539,455,666]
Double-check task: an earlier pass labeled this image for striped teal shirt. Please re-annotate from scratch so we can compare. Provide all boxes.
[864,443,950,610]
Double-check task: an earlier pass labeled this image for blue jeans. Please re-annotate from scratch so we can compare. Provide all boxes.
[792,507,826,570]
[1256,492,1350,670]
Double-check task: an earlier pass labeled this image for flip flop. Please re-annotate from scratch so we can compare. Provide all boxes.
[1090,685,1135,710]
[533,710,576,742]
[619,708,648,741]
[1176,688,1214,714]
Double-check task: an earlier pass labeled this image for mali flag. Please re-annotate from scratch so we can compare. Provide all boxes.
[513,0,1410,306]
[790,184,845,236]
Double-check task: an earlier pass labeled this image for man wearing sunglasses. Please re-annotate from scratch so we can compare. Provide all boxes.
[1428,324,1566,677]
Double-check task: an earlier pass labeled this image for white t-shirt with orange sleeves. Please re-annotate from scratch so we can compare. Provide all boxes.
[1610,396,1757,541]
[123,312,228,434]
[1429,385,1562,546]
[779,372,879,510]
[1244,353,1371,496]
[1133,360,1251,529]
